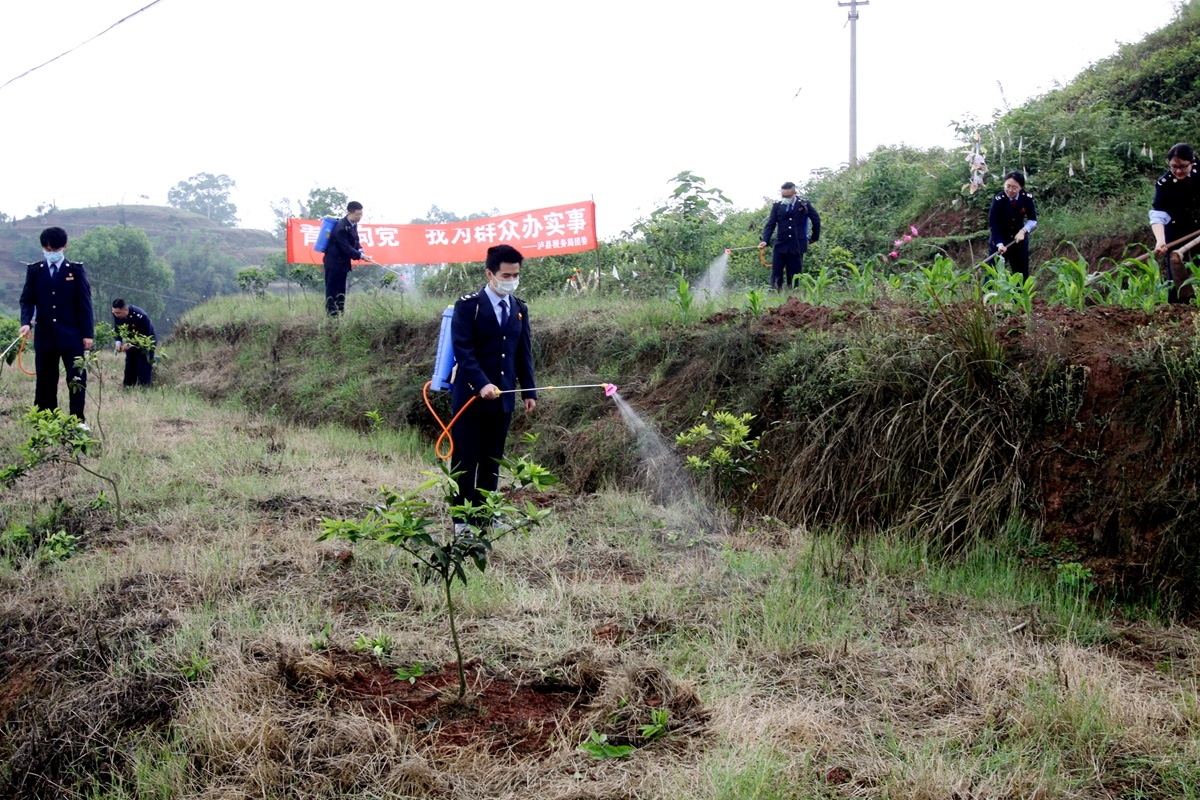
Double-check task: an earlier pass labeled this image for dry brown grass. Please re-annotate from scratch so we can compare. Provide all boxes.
[2,368,1200,798]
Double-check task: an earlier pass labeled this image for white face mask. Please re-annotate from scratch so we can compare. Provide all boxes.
[44,250,65,266]
[495,277,519,295]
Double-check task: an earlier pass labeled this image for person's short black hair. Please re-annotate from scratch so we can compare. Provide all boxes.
[112,299,127,310]
[1004,170,1026,188]
[486,244,524,274]
[781,181,796,190]
[347,201,363,213]
[1167,143,1195,163]
[40,227,68,249]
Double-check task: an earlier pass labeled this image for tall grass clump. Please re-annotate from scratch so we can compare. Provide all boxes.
[765,303,1024,551]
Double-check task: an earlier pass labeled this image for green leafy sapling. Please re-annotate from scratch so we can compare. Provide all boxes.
[318,457,557,701]
[676,406,762,511]
[1,407,121,526]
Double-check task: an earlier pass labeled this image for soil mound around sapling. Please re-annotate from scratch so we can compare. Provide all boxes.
[329,652,589,756]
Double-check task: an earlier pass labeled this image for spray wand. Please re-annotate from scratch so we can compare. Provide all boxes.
[724,245,771,268]
[1,334,23,361]
[359,254,412,282]
[0,331,35,376]
[496,383,618,396]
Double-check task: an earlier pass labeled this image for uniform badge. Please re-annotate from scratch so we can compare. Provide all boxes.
[518,313,523,320]
[65,275,75,281]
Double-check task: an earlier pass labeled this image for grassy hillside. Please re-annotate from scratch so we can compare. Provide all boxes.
[800,1,1200,278]
[2,349,1199,798]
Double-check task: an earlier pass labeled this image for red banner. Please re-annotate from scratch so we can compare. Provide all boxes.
[286,201,597,265]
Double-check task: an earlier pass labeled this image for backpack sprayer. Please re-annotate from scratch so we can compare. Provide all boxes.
[313,216,338,254]
[423,305,618,460]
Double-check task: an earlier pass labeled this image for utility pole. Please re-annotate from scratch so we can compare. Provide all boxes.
[838,0,868,167]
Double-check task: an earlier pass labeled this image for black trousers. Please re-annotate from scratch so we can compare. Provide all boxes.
[34,346,86,421]
[989,240,1030,279]
[123,349,153,387]
[449,401,513,524]
[771,251,805,291]
[325,267,348,316]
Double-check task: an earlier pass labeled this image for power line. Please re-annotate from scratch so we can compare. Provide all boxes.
[0,0,168,92]
[89,276,221,307]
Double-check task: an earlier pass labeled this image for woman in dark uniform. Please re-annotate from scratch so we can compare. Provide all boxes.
[988,171,1038,279]
[1150,142,1200,303]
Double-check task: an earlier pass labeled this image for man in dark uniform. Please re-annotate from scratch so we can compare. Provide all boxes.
[759,181,821,292]
[323,200,364,316]
[1150,143,1200,303]
[449,244,537,530]
[111,298,157,387]
[18,226,95,420]
[988,170,1039,279]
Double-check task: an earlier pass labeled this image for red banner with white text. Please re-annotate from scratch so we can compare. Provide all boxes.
[286,201,597,266]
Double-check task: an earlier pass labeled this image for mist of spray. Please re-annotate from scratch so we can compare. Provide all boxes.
[609,390,717,536]
[694,251,729,296]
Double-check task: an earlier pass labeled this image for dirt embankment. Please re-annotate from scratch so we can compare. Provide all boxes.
[168,298,1200,605]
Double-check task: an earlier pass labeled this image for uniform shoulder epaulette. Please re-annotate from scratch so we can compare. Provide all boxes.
[1158,173,1172,186]
[458,292,478,302]
[994,192,1006,201]
[26,260,41,268]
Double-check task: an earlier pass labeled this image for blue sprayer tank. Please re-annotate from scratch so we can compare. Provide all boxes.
[430,306,455,391]
[312,216,339,254]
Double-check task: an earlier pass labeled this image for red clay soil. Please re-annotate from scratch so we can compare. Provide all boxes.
[329,651,588,756]
[747,293,1200,590]
[759,297,837,330]
[1006,302,1197,574]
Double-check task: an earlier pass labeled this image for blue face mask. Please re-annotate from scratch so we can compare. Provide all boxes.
[44,250,65,266]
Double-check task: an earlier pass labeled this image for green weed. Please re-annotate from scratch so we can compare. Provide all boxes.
[579,730,635,760]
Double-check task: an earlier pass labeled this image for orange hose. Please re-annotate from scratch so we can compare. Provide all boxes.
[422,380,476,461]
[759,247,769,268]
[17,333,34,376]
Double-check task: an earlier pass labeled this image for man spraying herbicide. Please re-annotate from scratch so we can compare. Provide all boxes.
[449,244,537,532]
[759,181,821,292]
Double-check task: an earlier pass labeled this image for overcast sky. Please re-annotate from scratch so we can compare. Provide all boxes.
[0,0,1183,239]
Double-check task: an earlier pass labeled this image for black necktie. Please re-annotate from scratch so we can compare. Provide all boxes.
[49,264,56,280]
[499,299,508,328]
